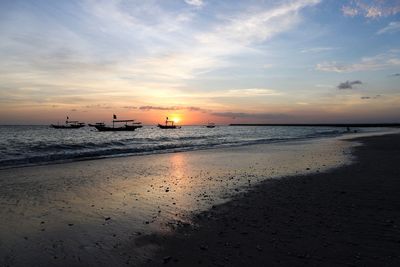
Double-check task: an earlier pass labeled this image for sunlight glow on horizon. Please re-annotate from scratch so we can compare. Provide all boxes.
[170,117,181,124]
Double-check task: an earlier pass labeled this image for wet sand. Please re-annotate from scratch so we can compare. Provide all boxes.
[0,132,399,266]
[145,133,400,266]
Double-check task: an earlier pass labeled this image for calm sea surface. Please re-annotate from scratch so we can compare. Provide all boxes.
[0,125,382,169]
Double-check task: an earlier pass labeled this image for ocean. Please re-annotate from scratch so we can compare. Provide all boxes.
[0,125,382,169]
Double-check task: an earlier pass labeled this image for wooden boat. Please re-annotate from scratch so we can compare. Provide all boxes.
[206,122,216,128]
[157,117,181,129]
[88,122,105,127]
[51,118,85,129]
[94,115,142,132]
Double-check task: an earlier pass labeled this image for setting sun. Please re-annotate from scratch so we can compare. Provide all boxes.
[171,117,181,124]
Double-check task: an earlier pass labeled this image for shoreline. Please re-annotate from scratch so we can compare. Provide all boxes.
[144,133,400,266]
[1,127,396,171]
[0,131,399,266]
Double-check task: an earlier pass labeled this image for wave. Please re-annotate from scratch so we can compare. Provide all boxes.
[0,126,348,169]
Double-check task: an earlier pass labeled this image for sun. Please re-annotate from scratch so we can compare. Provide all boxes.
[166,113,182,124]
[171,117,180,124]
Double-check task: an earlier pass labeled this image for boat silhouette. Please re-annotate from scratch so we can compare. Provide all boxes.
[94,115,142,132]
[51,117,85,129]
[158,117,181,129]
[88,122,105,127]
[206,122,216,128]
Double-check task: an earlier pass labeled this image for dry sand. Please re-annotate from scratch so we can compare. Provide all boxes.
[144,133,400,266]
[0,132,399,266]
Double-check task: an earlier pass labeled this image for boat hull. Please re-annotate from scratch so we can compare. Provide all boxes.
[157,124,181,129]
[50,124,85,129]
[94,125,142,132]
[88,123,105,127]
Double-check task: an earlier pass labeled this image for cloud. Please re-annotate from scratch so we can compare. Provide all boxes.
[300,47,337,53]
[377,21,400,34]
[389,73,400,77]
[83,0,320,85]
[185,0,204,8]
[361,95,381,99]
[200,0,321,45]
[170,88,283,99]
[342,6,359,17]
[212,112,291,120]
[0,0,323,112]
[225,88,282,96]
[85,104,113,109]
[138,105,207,112]
[316,51,400,72]
[139,106,175,111]
[337,80,363,89]
[342,0,400,19]
[122,106,138,109]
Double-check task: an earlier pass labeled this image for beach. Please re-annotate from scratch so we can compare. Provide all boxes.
[146,133,400,266]
[1,132,399,266]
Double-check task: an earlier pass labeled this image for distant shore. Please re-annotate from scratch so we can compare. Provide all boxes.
[145,133,400,266]
[229,123,400,127]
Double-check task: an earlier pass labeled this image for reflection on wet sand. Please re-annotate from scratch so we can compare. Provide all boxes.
[0,138,352,266]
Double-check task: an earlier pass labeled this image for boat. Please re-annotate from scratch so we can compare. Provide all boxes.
[88,122,105,127]
[157,117,181,129]
[206,122,216,128]
[94,115,142,132]
[50,117,85,129]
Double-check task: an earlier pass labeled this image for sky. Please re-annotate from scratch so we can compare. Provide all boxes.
[0,0,399,125]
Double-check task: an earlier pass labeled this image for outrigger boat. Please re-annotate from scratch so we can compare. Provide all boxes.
[51,117,85,129]
[88,122,105,127]
[206,122,216,128]
[94,115,142,132]
[158,117,181,129]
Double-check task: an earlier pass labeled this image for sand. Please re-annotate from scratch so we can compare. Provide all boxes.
[0,131,399,266]
[145,133,400,266]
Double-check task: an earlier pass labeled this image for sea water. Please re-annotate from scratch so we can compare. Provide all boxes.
[0,125,383,169]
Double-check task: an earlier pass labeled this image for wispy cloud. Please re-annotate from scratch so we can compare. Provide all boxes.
[85,104,113,109]
[199,0,320,45]
[337,80,362,90]
[316,51,400,72]
[389,73,400,77]
[361,94,381,99]
[185,0,204,8]
[342,0,400,19]
[342,6,359,17]
[173,88,283,99]
[0,0,322,109]
[378,21,400,34]
[225,88,282,96]
[78,0,321,85]
[122,106,138,110]
[211,112,292,120]
[139,105,207,112]
[301,47,337,53]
